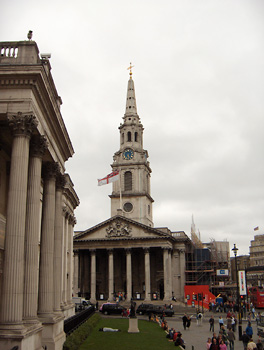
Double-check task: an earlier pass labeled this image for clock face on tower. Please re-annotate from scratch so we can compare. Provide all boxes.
[123,148,134,160]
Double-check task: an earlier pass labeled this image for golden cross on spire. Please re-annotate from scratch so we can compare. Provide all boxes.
[127,62,134,78]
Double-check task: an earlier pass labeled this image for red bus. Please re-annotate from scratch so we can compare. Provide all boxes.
[248,286,264,308]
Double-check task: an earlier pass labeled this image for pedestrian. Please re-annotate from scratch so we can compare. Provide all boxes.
[241,331,250,350]
[227,328,235,350]
[245,322,253,339]
[207,338,212,350]
[247,338,257,350]
[219,316,224,330]
[219,339,227,350]
[174,332,185,349]
[252,307,256,319]
[231,316,236,332]
[186,315,192,329]
[197,311,203,326]
[256,339,263,350]
[182,313,188,330]
[209,315,215,332]
[256,312,261,326]
[212,333,218,344]
[210,338,220,350]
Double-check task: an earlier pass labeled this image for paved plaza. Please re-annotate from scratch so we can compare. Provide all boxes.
[165,313,259,350]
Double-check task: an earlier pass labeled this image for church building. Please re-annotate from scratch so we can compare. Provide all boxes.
[73,68,191,303]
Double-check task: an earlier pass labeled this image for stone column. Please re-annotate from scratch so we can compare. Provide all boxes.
[90,250,96,302]
[168,249,172,299]
[53,174,66,314]
[23,135,48,323]
[163,247,172,300]
[38,162,59,318]
[73,251,79,297]
[67,215,75,304]
[126,248,132,301]
[179,248,186,301]
[144,248,151,301]
[108,249,114,301]
[0,112,37,327]
[172,249,181,300]
[62,209,68,306]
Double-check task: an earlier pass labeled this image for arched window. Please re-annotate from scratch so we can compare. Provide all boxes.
[124,171,132,191]
[121,133,124,144]
[127,131,131,142]
[135,132,138,142]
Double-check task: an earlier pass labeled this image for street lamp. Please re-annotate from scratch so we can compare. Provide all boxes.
[232,244,242,340]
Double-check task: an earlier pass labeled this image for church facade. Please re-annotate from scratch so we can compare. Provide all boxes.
[73,69,191,303]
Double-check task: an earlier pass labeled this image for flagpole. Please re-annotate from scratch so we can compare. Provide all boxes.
[119,169,122,210]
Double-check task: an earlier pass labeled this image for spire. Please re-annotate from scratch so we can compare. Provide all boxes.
[125,63,137,116]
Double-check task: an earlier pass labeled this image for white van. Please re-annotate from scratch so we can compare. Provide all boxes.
[72,297,89,311]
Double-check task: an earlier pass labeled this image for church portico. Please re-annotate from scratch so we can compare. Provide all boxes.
[74,218,185,302]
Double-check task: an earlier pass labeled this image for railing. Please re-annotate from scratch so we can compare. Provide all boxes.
[64,305,95,336]
[1,43,18,58]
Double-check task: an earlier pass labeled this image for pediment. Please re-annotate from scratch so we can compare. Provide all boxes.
[74,215,172,242]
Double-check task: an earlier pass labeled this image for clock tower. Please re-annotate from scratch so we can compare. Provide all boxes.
[110,68,154,227]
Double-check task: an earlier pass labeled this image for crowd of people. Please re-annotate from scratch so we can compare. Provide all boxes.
[205,311,263,350]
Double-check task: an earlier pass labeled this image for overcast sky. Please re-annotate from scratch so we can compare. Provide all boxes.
[2,0,264,255]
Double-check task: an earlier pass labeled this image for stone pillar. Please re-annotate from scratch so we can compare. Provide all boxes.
[62,209,68,306]
[108,249,114,301]
[0,112,37,328]
[144,248,151,301]
[67,215,75,304]
[168,249,172,299]
[90,250,96,302]
[38,162,59,318]
[73,251,79,297]
[172,249,181,300]
[126,248,132,301]
[23,135,48,323]
[179,248,186,301]
[53,174,65,314]
[163,247,172,300]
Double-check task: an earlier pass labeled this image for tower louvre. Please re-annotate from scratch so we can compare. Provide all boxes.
[110,72,154,227]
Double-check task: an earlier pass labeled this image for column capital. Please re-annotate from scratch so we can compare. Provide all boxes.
[56,173,66,190]
[7,111,38,137]
[69,214,77,226]
[30,134,48,157]
[162,246,171,252]
[42,161,60,180]
[90,249,96,254]
[107,248,114,254]
[125,248,132,255]
[144,248,150,254]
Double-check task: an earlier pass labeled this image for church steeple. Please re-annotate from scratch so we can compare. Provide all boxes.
[125,64,138,116]
[110,69,154,227]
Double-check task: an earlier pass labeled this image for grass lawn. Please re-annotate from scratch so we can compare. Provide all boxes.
[79,318,174,350]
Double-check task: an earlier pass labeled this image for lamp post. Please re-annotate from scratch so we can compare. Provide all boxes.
[232,244,242,340]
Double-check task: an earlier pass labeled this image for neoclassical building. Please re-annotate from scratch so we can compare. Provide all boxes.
[73,69,191,303]
[0,38,79,349]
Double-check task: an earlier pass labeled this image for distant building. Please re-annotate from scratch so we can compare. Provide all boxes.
[247,233,264,287]
[0,37,79,349]
[186,219,231,297]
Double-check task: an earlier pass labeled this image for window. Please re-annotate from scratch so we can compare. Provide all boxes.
[123,202,133,212]
[124,171,132,191]
[127,132,131,142]
[135,132,138,142]
[121,133,124,144]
